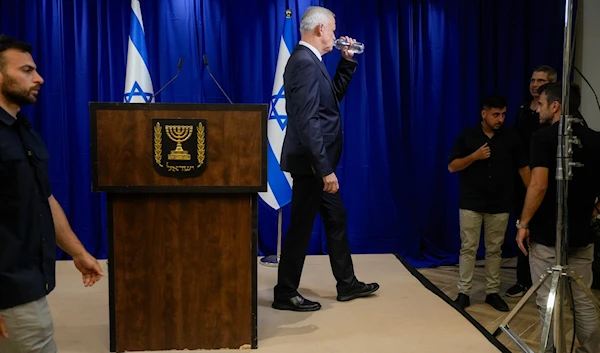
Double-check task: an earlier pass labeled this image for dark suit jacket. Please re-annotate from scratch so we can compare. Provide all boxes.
[280,44,357,177]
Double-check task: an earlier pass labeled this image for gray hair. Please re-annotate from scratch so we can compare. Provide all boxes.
[533,65,558,83]
[299,6,334,33]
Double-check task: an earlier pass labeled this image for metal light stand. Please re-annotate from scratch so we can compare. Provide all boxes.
[493,1,600,352]
[260,209,283,267]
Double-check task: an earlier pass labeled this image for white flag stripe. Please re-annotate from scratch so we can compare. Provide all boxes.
[271,37,289,95]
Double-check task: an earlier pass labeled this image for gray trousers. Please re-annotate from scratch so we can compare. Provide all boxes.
[0,296,57,353]
[529,242,600,353]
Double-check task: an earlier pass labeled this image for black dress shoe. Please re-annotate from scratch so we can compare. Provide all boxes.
[453,293,470,310]
[485,293,509,312]
[272,295,321,312]
[337,282,379,302]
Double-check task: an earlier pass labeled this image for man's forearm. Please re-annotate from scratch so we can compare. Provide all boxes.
[48,195,87,258]
[332,58,357,102]
[448,154,476,173]
[520,184,547,225]
[519,167,531,188]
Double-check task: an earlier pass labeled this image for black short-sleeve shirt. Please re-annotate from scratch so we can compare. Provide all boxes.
[528,122,600,248]
[0,107,56,310]
[448,124,528,214]
[513,103,546,214]
[514,103,544,162]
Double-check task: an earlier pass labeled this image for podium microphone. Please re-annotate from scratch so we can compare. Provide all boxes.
[202,54,233,104]
[150,57,183,102]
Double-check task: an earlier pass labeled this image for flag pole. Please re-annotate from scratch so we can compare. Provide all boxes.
[260,208,282,267]
[277,208,282,258]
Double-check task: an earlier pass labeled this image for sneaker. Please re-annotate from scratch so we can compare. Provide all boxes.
[453,293,470,310]
[485,293,509,312]
[505,283,528,298]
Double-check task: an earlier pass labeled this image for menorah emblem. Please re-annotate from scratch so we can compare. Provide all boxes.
[166,125,193,160]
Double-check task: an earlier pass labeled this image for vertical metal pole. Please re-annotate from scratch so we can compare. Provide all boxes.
[547,1,574,352]
[259,208,283,267]
[277,208,282,260]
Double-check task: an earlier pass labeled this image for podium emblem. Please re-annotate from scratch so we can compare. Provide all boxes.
[152,118,207,179]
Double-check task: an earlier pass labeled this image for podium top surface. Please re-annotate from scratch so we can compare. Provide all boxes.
[90,102,268,193]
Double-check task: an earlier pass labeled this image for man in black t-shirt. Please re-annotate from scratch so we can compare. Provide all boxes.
[448,95,530,312]
[506,65,557,298]
[516,82,600,353]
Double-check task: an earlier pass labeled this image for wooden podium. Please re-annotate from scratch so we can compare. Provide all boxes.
[90,103,267,352]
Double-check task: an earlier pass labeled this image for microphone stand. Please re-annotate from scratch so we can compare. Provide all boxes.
[493,0,600,351]
[149,58,183,102]
[203,54,233,104]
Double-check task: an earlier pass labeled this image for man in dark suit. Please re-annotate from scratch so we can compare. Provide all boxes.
[272,6,379,312]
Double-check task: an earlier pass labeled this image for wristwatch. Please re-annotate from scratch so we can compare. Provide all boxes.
[516,219,528,229]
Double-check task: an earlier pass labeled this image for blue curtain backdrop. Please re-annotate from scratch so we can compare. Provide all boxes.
[0,0,570,267]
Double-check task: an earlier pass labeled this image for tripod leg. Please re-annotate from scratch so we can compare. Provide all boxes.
[553,276,566,353]
[495,270,551,336]
[571,272,600,310]
[540,269,561,353]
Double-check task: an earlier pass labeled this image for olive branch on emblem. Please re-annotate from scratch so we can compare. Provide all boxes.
[197,122,205,167]
[154,122,163,167]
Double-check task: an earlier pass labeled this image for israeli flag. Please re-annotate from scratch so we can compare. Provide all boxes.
[124,0,154,103]
[258,11,294,210]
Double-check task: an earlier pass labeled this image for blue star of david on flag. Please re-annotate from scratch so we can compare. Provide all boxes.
[124,81,153,103]
[269,86,287,130]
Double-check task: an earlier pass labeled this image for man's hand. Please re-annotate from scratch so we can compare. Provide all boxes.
[516,228,531,256]
[472,143,491,160]
[339,36,356,61]
[0,315,7,338]
[73,252,104,287]
[593,203,600,218]
[322,172,339,194]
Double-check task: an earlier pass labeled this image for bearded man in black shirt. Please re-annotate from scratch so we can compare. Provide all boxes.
[0,35,103,353]
[516,82,600,353]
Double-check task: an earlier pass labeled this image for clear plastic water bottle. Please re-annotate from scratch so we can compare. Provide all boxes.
[334,38,365,54]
